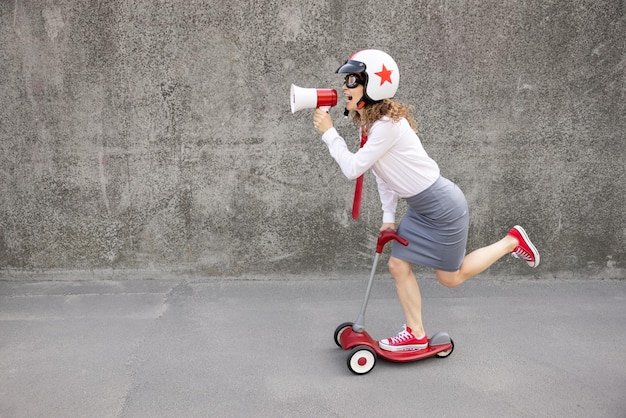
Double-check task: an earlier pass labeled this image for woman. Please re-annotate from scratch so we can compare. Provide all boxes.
[313,49,540,352]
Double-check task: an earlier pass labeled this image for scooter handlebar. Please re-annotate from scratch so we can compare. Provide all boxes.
[376,229,409,254]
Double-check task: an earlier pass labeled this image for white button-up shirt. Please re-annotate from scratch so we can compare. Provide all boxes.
[321,117,440,223]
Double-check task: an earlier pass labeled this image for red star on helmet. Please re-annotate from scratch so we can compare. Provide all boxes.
[375,64,393,85]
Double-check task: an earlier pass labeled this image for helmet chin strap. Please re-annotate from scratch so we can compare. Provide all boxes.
[343,97,367,118]
[344,97,370,117]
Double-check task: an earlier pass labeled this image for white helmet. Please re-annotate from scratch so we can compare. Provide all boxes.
[336,49,400,104]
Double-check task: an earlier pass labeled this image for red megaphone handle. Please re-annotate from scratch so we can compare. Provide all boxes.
[376,229,409,254]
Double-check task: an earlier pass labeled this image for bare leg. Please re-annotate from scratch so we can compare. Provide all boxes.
[388,256,426,337]
[436,234,518,288]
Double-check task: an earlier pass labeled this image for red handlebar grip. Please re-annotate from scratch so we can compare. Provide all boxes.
[376,229,409,254]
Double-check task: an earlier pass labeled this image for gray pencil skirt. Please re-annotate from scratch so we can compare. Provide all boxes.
[391,176,469,272]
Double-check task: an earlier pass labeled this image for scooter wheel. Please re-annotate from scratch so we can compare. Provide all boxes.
[347,346,376,375]
[435,338,454,358]
[333,322,353,348]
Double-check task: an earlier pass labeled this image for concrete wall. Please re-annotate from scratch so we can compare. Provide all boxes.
[1,0,624,279]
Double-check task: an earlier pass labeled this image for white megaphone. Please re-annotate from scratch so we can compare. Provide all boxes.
[290,84,338,113]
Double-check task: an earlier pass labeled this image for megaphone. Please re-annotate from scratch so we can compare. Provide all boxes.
[290,84,338,113]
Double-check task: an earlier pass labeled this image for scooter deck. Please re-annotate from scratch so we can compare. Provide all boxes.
[340,327,452,363]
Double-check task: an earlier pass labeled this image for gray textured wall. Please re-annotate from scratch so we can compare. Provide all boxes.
[1,0,624,279]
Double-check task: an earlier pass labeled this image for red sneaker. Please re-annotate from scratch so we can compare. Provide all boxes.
[379,325,428,352]
[508,225,540,268]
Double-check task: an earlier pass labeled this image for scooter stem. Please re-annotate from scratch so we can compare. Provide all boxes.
[352,252,380,333]
[353,229,408,333]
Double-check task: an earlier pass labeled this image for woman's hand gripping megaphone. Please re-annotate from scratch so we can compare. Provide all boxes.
[313,108,334,135]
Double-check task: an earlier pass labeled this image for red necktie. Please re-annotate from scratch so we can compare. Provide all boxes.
[352,128,368,219]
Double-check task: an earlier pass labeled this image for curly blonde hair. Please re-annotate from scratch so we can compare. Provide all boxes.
[353,99,418,136]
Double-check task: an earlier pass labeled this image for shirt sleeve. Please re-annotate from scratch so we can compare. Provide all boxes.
[321,126,395,180]
[374,171,398,224]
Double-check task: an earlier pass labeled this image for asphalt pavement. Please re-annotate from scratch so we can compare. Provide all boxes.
[1,274,624,417]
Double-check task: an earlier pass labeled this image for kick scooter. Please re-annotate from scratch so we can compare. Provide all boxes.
[334,229,454,375]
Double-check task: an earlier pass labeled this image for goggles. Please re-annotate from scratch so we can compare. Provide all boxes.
[343,73,364,89]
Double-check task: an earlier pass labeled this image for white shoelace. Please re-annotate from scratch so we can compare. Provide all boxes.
[513,246,533,261]
[389,327,413,344]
